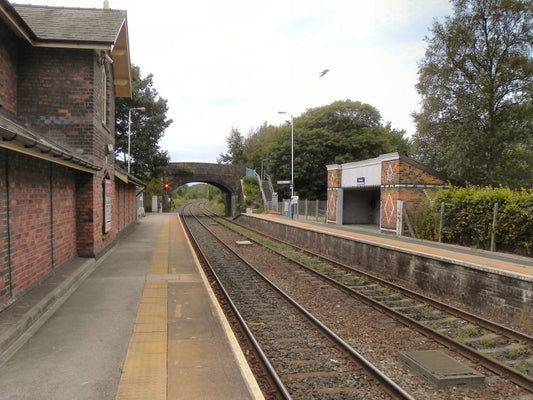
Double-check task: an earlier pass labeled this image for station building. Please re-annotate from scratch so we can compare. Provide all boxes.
[327,153,448,233]
[0,1,142,309]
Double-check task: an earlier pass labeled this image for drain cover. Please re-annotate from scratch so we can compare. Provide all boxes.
[399,350,485,388]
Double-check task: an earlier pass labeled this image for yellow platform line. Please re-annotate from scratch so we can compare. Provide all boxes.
[115,218,170,400]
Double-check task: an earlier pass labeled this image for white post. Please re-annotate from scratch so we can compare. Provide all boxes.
[396,200,404,236]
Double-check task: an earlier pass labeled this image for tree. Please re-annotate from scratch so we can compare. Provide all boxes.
[216,99,411,199]
[217,128,245,164]
[268,100,410,199]
[115,65,173,179]
[412,0,533,187]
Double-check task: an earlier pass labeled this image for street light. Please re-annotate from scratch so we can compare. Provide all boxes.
[278,111,294,218]
[127,107,146,173]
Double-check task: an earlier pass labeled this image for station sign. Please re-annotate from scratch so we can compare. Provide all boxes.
[277,180,291,184]
[357,177,365,184]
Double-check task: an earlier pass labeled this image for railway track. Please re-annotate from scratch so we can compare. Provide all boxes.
[179,203,533,398]
[201,208,533,393]
[180,203,414,399]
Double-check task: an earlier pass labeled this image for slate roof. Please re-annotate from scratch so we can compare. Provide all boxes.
[12,4,126,45]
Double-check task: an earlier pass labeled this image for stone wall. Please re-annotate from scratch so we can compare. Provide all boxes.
[238,214,533,320]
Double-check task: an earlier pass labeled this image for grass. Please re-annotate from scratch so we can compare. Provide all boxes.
[455,323,479,344]
[479,337,496,348]
[508,344,527,359]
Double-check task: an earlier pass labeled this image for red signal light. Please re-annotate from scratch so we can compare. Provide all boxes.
[163,183,170,190]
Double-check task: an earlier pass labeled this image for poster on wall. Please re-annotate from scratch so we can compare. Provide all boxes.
[103,178,112,233]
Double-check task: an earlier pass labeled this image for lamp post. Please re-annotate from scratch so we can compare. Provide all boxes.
[278,111,294,218]
[127,107,145,173]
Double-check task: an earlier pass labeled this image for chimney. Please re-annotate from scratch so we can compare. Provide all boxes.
[103,0,109,9]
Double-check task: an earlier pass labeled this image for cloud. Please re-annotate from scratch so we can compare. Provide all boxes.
[23,0,452,162]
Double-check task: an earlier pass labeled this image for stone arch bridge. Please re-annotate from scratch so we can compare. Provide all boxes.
[163,162,247,216]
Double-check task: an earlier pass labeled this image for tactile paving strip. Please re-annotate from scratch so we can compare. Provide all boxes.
[115,219,170,400]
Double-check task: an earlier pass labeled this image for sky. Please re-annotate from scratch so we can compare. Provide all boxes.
[19,0,452,163]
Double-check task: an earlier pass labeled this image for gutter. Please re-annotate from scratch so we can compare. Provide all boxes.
[0,125,100,173]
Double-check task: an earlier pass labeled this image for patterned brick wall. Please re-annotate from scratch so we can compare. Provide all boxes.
[380,188,400,229]
[380,158,446,229]
[382,159,445,185]
[327,169,341,188]
[327,190,338,222]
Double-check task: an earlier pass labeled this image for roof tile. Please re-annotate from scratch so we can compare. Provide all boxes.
[12,4,125,44]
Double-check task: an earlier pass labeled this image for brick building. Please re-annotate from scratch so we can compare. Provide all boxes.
[0,1,143,309]
[327,153,447,233]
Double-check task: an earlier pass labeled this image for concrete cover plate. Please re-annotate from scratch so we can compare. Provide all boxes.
[399,350,485,388]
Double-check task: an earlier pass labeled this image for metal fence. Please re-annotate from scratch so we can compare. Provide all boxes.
[264,199,327,222]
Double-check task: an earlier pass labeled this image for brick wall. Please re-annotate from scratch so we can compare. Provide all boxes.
[0,23,21,114]
[16,46,120,257]
[16,47,114,166]
[327,169,341,188]
[75,172,97,257]
[380,158,446,229]
[17,48,95,154]
[114,179,137,233]
[327,190,338,222]
[0,151,79,300]
[0,149,8,303]
[8,154,53,295]
[380,187,400,229]
[382,159,446,186]
[0,20,138,307]
[398,159,445,185]
[51,165,77,266]
[0,149,133,306]
[0,155,139,309]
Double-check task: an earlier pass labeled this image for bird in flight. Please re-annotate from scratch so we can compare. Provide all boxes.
[319,69,330,77]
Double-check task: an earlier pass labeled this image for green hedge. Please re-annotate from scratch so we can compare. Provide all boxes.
[417,186,533,255]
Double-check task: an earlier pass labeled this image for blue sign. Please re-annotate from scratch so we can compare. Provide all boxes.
[357,177,365,184]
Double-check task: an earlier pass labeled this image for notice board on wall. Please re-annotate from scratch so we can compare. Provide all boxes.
[103,177,112,233]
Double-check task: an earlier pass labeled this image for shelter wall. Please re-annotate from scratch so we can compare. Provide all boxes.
[327,154,447,231]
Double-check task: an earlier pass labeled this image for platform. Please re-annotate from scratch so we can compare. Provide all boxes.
[0,214,263,400]
[2,211,532,399]
[248,213,533,278]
